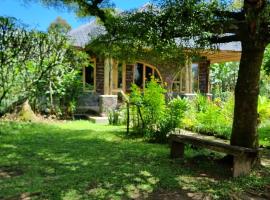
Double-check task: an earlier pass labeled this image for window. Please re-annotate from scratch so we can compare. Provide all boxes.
[145,66,153,82]
[112,62,126,93]
[172,63,199,93]
[192,63,199,92]
[172,68,186,93]
[134,62,162,89]
[134,63,144,88]
[118,63,123,89]
[83,59,96,92]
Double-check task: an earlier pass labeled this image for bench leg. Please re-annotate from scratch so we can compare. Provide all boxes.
[233,155,252,177]
[170,141,185,158]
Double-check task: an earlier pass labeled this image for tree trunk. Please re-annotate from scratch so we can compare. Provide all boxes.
[230,42,265,149]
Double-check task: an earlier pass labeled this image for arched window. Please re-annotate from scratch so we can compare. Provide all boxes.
[172,68,186,93]
[172,63,199,93]
[134,62,162,89]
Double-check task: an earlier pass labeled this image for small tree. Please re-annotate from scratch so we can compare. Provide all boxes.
[0,17,89,116]
[0,17,33,111]
[48,16,71,33]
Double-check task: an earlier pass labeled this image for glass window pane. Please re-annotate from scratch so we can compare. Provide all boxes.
[172,83,180,92]
[134,63,144,88]
[85,61,95,90]
[118,63,123,89]
[145,66,153,82]
[192,63,199,92]
[154,70,161,81]
[180,68,186,92]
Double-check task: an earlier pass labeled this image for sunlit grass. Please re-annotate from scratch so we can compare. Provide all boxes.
[0,121,269,199]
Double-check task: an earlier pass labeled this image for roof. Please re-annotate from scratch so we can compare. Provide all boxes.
[68,21,242,63]
[68,20,105,48]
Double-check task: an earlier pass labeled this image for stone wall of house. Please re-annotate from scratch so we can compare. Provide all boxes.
[99,95,118,116]
[96,57,104,94]
[125,64,134,92]
[198,59,210,94]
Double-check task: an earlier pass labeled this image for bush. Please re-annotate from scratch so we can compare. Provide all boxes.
[258,95,270,122]
[108,109,121,125]
[183,94,233,139]
[128,79,187,143]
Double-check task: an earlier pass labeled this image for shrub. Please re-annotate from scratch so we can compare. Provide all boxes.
[258,95,270,122]
[128,79,187,143]
[183,94,233,139]
[108,109,121,125]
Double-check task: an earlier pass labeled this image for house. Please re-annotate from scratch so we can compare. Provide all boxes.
[68,20,241,117]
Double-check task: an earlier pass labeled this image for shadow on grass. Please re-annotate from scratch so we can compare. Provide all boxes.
[0,121,269,199]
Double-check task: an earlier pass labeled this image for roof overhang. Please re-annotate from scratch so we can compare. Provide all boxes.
[200,50,241,63]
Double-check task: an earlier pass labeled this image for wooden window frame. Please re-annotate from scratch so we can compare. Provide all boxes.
[112,61,127,93]
[172,67,186,93]
[172,62,200,93]
[192,63,199,93]
[133,62,163,89]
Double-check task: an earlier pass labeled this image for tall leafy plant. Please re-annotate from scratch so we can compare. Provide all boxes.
[129,78,187,142]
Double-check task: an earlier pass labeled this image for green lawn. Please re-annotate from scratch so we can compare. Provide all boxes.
[0,121,269,200]
[259,122,270,147]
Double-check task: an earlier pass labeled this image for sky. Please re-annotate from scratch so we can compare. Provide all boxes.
[0,0,150,31]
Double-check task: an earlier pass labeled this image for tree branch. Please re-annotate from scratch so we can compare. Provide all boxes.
[214,10,245,21]
[210,34,240,43]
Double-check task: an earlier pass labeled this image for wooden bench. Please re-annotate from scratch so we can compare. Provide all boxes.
[169,131,260,177]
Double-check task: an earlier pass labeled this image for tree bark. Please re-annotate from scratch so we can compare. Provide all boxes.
[230,42,265,149]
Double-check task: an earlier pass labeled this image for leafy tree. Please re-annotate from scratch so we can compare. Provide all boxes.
[48,16,71,33]
[33,0,270,152]
[0,16,89,116]
[0,17,33,111]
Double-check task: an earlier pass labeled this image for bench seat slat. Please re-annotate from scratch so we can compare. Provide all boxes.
[170,134,259,156]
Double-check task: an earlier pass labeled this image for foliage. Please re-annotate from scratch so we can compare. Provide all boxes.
[166,97,188,129]
[108,109,121,125]
[183,94,234,139]
[129,78,187,142]
[210,62,239,99]
[0,17,89,118]
[48,16,71,33]
[257,96,270,123]
[0,121,269,199]
[0,17,33,110]
[263,44,270,75]
[183,93,270,141]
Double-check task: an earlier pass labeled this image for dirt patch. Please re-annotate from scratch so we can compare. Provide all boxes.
[3,192,41,200]
[0,166,23,178]
[147,189,211,200]
[180,154,232,180]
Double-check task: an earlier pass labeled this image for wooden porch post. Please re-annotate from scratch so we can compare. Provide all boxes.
[185,57,192,93]
[104,57,113,95]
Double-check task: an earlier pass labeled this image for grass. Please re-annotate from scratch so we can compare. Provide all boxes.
[0,121,269,200]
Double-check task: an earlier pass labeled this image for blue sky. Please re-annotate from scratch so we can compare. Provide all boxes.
[0,0,150,31]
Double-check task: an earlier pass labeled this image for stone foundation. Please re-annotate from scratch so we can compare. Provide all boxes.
[99,95,118,116]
